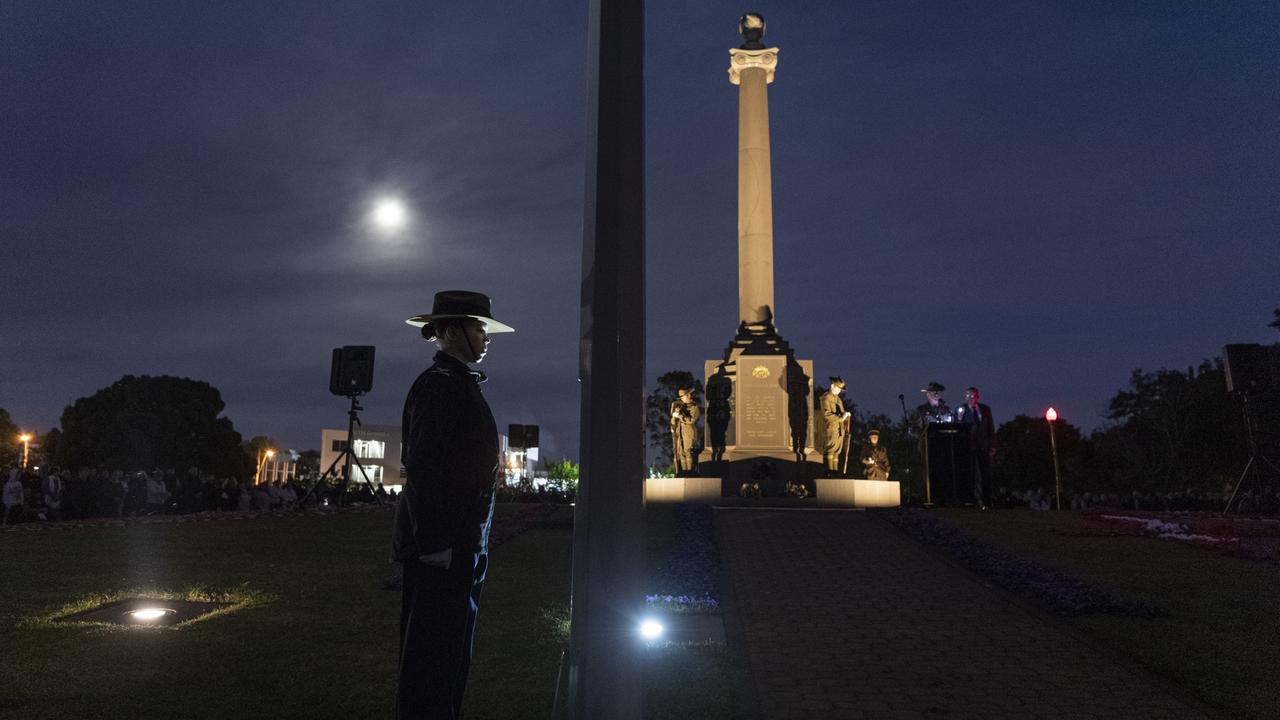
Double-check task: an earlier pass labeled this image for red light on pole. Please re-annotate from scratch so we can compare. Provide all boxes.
[1044,407,1062,510]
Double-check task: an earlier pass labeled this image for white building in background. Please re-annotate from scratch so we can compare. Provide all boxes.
[319,423,404,491]
[259,450,299,485]
[319,423,517,492]
[504,445,540,485]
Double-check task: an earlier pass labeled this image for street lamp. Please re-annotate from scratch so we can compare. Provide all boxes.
[256,448,275,486]
[18,434,31,469]
[1044,408,1062,510]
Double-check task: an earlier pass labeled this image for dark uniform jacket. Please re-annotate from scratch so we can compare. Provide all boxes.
[911,401,953,456]
[392,351,499,562]
[914,401,953,427]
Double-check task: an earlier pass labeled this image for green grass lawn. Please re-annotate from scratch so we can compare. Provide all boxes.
[23,502,1264,719]
[0,506,570,720]
[0,504,737,720]
[933,509,1280,720]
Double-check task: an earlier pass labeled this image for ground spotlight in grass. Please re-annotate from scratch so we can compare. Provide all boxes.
[32,586,272,631]
[639,618,665,642]
[59,597,229,627]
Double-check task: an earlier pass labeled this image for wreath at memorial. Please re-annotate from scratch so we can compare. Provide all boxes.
[783,480,809,498]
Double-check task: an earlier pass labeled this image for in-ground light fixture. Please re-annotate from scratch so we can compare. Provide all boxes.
[59,598,230,627]
[638,618,665,642]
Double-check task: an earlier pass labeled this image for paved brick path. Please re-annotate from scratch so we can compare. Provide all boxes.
[716,509,1211,720]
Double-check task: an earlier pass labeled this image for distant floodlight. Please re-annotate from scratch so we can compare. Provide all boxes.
[1045,407,1058,423]
[127,608,175,622]
[372,197,407,231]
[639,618,664,641]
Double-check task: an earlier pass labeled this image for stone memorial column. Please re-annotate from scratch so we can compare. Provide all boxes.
[729,17,779,329]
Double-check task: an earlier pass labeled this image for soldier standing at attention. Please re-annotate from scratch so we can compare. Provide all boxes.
[860,429,891,481]
[395,290,514,720]
[670,387,701,476]
[820,377,851,476]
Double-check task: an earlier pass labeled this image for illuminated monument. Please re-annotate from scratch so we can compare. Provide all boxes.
[703,14,822,482]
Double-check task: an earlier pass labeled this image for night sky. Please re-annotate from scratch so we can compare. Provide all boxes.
[4,1,1277,460]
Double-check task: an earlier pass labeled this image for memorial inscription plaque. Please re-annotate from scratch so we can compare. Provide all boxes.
[737,357,788,448]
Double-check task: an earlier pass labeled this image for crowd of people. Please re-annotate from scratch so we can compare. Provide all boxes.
[0,464,387,525]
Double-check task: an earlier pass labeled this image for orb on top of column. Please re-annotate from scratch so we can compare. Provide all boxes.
[738,13,766,50]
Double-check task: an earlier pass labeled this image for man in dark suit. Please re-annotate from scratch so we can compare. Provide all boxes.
[954,386,997,509]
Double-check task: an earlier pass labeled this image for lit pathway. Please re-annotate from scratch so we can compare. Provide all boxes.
[715,509,1211,720]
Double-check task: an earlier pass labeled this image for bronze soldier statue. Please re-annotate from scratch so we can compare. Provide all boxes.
[860,428,891,481]
[670,387,701,475]
[819,377,851,476]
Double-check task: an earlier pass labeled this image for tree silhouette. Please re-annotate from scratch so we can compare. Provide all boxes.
[0,408,18,465]
[55,375,244,475]
[994,414,1085,493]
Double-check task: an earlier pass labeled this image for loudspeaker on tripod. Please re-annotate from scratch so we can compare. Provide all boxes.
[1223,344,1278,395]
[508,424,527,449]
[330,346,376,396]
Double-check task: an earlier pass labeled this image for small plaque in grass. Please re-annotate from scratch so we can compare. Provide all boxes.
[58,598,230,627]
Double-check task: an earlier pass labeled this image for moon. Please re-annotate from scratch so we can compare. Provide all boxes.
[371,197,408,232]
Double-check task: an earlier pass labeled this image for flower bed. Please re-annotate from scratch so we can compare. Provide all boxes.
[647,504,721,613]
[1065,509,1280,566]
[880,508,1160,617]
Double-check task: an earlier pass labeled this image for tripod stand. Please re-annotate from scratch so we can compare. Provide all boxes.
[303,394,384,507]
[1224,392,1279,515]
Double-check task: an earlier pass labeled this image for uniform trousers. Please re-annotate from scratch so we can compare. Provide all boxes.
[397,552,488,720]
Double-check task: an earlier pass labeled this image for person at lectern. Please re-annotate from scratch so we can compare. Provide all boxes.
[860,429,891,481]
[910,382,951,503]
[671,386,701,476]
[915,381,952,425]
[955,386,997,509]
[820,377,851,476]
[395,290,514,720]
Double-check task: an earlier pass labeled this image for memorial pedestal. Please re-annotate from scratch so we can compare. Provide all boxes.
[814,478,901,508]
[643,477,722,504]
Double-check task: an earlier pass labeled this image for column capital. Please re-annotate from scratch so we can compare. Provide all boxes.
[728,47,779,85]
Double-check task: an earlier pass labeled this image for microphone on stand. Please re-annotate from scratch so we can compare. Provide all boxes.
[897,393,914,505]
